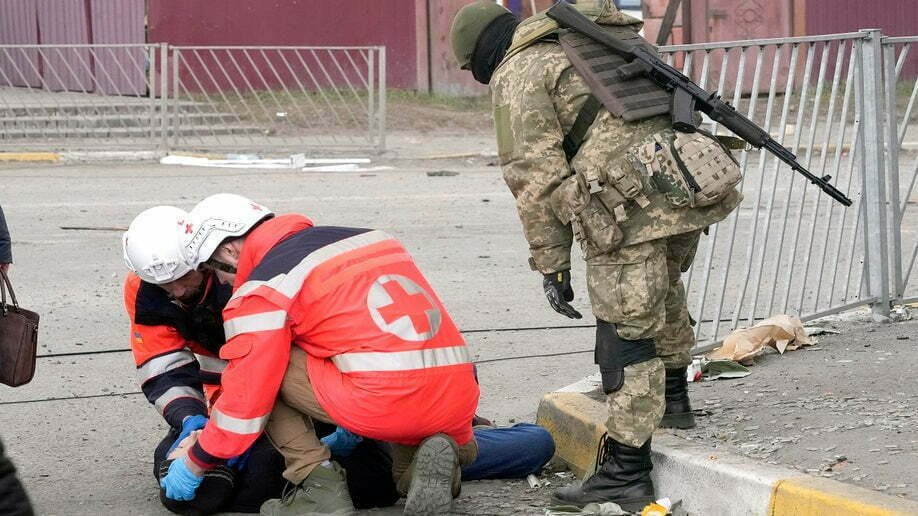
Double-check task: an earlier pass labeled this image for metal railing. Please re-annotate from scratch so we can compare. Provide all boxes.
[0,44,386,153]
[659,30,918,347]
[0,33,915,345]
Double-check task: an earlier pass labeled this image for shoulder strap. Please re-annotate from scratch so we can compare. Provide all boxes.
[562,95,602,162]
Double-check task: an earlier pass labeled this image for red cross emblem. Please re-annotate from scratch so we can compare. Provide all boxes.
[377,280,434,334]
[367,275,441,341]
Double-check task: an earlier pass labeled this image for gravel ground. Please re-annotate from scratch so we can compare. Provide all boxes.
[671,317,918,502]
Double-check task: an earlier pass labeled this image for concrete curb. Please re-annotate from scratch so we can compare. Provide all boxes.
[536,374,918,515]
[0,151,164,163]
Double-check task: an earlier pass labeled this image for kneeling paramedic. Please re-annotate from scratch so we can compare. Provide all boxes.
[451,0,743,511]
[159,194,481,516]
[123,206,399,514]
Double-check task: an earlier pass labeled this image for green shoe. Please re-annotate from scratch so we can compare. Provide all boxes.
[403,434,459,516]
[260,462,356,516]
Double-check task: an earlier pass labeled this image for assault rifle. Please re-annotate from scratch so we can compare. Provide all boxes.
[546,1,852,206]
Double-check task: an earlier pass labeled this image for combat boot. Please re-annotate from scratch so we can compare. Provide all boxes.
[660,367,696,429]
[260,461,356,516]
[403,434,460,516]
[551,436,655,512]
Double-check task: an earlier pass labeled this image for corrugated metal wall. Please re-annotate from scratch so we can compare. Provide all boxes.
[0,0,146,94]
[806,0,918,77]
[0,0,41,87]
[90,0,146,95]
[428,0,488,96]
[148,0,420,90]
[36,0,93,91]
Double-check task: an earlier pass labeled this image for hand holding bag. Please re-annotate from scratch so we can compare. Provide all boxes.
[0,270,39,387]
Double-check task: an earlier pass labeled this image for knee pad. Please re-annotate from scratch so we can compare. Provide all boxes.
[595,320,657,394]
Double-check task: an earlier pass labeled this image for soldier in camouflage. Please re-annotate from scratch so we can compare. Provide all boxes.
[451,0,742,510]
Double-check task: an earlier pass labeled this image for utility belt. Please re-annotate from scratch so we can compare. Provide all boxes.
[550,104,742,260]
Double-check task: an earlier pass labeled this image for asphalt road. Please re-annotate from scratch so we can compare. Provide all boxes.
[0,139,915,514]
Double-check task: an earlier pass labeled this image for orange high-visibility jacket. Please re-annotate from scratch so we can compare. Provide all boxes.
[123,273,230,428]
[190,215,479,467]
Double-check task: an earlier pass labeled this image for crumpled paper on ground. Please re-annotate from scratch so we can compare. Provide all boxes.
[707,314,813,364]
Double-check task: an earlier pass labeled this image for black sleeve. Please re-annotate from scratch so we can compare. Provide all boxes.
[0,438,34,516]
[0,205,11,264]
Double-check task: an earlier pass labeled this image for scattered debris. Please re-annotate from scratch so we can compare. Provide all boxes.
[160,153,378,171]
[427,170,460,177]
[527,474,545,489]
[545,501,627,515]
[701,359,751,380]
[803,326,840,336]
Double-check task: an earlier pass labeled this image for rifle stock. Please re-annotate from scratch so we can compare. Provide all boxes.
[546,1,853,206]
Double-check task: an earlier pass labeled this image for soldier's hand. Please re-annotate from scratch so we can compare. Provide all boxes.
[542,270,583,319]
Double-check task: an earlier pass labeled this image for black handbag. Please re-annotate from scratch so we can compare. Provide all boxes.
[0,270,39,387]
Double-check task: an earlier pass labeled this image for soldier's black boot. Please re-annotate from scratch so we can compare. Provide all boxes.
[660,367,696,429]
[551,436,655,512]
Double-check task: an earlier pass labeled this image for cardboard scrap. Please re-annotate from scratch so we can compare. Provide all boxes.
[707,314,813,364]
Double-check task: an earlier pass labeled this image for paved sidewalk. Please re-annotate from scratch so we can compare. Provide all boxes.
[676,317,918,501]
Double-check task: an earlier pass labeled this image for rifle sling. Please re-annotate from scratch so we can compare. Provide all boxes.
[562,94,602,162]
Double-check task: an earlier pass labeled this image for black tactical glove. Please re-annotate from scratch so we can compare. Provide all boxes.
[542,270,583,319]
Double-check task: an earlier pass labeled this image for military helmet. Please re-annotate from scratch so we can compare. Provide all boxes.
[450,1,512,70]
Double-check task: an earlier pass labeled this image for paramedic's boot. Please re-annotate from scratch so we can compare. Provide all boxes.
[660,367,696,429]
[551,436,655,512]
[260,461,356,516]
[403,434,460,516]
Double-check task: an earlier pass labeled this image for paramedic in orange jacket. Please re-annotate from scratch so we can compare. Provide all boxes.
[160,194,480,516]
[123,206,400,515]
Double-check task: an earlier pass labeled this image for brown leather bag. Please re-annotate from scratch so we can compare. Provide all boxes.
[0,270,39,387]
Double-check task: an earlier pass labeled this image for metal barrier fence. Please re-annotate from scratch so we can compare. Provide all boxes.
[0,44,386,152]
[659,30,918,347]
[0,34,915,345]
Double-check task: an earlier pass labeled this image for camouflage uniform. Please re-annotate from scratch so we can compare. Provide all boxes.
[491,3,740,447]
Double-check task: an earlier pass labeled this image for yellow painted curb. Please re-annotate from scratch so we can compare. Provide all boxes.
[771,476,918,516]
[536,391,607,478]
[0,152,60,162]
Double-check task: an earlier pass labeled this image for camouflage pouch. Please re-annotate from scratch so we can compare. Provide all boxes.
[551,174,623,260]
[637,129,742,208]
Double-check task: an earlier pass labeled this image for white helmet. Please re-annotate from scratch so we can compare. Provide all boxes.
[123,206,196,285]
[184,193,274,268]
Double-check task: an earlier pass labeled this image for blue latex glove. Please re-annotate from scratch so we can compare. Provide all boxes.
[321,427,363,458]
[160,458,203,501]
[168,415,208,455]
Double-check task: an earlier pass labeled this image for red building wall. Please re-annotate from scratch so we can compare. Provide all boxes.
[806,0,918,77]
[148,0,422,90]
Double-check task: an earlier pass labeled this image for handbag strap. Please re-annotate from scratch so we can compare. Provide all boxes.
[0,269,18,313]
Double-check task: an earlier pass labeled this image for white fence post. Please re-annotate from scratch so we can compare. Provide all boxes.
[858,29,892,319]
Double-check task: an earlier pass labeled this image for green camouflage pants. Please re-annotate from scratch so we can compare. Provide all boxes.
[586,229,701,367]
[585,230,701,446]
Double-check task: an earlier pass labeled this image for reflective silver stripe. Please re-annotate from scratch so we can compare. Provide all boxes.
[230,230,394,303]
[137,350,196,384]
[223,310,287,340]
[211,408,270,435]
[154,386,206,415]
[331,345,471,373]
[231,280,271,301]
[195,354,227,375]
